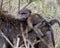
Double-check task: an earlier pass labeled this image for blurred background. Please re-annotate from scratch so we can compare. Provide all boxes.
[0,0,60,48]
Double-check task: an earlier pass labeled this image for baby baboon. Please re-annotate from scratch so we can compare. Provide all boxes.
[18,8,60,48]
[13,8,60,48]
[27,13,60,48]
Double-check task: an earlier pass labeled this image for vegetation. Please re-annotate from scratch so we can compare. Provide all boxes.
[0,0,60,48]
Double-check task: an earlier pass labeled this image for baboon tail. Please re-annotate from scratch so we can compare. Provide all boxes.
[49,19,60,26]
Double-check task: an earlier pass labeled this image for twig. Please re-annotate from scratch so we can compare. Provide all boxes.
[14,37,20,48]
[9,0,12,11]
[20,24,28,48]
[18,0,20,11]
[0,0,3,10]
[0,30,14,48]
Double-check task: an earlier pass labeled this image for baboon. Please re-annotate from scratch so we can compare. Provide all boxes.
[18,8,60,48]
[0,9,31,48]
[0,8,60,48]
[27,13,55,48]
[20,10,56,48]
[27,13,60,48]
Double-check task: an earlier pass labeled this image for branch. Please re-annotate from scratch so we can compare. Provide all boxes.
[0,0,3,10]
[0,30,14,48]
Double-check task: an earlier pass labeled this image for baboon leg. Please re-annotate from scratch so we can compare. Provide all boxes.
[49,19,60,26]
[46,31,55,48]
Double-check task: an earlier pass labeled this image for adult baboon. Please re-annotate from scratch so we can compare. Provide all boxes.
[0,9,31,48]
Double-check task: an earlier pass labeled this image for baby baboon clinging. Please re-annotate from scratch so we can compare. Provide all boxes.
[19,8,56,48]
[17,8,60,48]
[27,13,55,48]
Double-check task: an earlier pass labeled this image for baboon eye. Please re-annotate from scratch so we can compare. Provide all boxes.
[21,12,27,15]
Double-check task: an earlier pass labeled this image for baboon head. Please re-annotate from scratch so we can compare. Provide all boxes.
[18,8,31,21]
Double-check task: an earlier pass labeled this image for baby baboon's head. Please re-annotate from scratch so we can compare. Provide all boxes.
[18,8,31,21]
